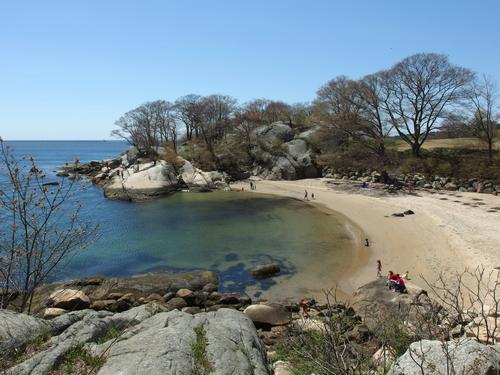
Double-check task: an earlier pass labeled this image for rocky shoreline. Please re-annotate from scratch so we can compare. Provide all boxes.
[2,271,500,374]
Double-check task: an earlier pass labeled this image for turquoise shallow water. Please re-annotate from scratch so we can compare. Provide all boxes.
[2,141,356,297]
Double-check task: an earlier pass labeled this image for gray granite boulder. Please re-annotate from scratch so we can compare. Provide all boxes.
[388,339,500,375]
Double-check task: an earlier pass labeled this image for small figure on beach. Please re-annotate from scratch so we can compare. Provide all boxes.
[304,190,308,200]
[387,271,398,290]
[364,238,370,247]
[249,181,253,190]
[402,270,410,280]
[299,298,310,317]
[376,260,382,278]
[394,274,407,293]
[311,192,315,200]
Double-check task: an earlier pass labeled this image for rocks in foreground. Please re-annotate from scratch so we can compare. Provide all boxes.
[244,303,291,327]
[388,339,500,375]
[2,305,271,375]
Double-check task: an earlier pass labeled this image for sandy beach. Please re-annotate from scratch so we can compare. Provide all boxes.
[233,178,500,299]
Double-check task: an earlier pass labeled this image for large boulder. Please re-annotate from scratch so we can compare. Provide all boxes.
[179,159,227,190]
[244,303,291,327]
[4,306,271,375]
[388,339,500,375]
[352,278,434,331]
[250,263,281,279]
[47,289,90,310]
[254,122,294,149]
[104,161,178,200]
[250,122,319,180]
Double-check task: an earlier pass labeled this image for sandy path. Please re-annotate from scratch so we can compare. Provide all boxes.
[233,179,500,297]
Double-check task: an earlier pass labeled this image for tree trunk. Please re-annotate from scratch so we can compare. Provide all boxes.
[411,143,421,158]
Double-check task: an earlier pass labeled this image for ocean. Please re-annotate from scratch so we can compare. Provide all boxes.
[1,141,355,297]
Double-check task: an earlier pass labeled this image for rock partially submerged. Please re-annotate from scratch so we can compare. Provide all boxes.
[250,263,281,279]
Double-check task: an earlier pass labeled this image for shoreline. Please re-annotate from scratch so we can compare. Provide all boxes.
[232,178,500,298]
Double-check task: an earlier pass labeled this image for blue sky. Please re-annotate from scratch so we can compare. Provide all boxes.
[1,0,499,140]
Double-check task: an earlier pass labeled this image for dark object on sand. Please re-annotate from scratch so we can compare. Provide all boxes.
[42,181,60,187]
[392,213,405,217]
[404,210,415,215]
[364,238,370,247]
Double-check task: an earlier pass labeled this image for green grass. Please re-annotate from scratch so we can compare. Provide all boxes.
[0,332,51,372]
[191,326,213,375]
[56,343,106,375]
[96,327,122,345]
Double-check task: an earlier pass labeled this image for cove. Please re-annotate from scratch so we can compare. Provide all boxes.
[65,191,358,299]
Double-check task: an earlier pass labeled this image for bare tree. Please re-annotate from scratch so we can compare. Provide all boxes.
[112,100,177,160]
[314,75,391,157]
[379,53,474,157]
[174,94,205,140]
[0,139,98,312]
[468,75,499,161]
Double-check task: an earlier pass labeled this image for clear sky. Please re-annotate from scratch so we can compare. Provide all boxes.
[1,0,499,140]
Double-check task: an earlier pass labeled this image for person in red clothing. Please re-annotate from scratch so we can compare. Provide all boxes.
[394,275,407,293]
[387,271,398,290]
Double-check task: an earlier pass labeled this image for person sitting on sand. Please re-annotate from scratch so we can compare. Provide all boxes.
[364,238,370,247]
[394,274,407,293]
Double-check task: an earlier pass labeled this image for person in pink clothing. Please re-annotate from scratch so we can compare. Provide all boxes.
[394,274,407,293]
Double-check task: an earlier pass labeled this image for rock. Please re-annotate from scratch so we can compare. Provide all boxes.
[165,297,188,311]
[219,293,241,305]
[392,212,405,217]
[103,160,179,200]
[388,339,500,375]
[244,303,291,327]
[163,292,175,302]
[176,288,194,300]
[47,289,90,310]
[146,293,164,303]
[450,324,463,338]
[250,263,281,279]
[403,210,415,215]
[465,316,500,344]
[181,306,202,315]
[347,324,371,343]
[444,182,458,191]
[202,283,218,293]
[353,278,433,331]
[90,299,115,311]
[273,361,293,375]
[43,308,68,319]
[293,317,327,332]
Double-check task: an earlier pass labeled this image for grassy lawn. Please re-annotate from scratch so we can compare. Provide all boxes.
[390,137,500,151]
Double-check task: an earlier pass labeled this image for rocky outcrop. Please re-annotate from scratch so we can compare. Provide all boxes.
[2,306,271,375]
[388,339,500,375]
[103,160,179,200]
[352,278,434,331]
[27,270,220,315]
[250,122,320,180]
[60,147,229,201]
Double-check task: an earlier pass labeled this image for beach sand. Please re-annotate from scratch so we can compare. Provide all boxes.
[233,179,500,300]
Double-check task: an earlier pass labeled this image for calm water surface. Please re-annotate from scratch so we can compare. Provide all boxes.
[3,141,357,297]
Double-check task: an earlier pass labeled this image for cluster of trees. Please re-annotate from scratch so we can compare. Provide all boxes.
[112,53,499,165]
[314,53,499,160]
[112,95,309,163]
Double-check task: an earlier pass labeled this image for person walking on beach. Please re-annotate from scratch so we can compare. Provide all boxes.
[376,260,382,278]
[304,190,308,200]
